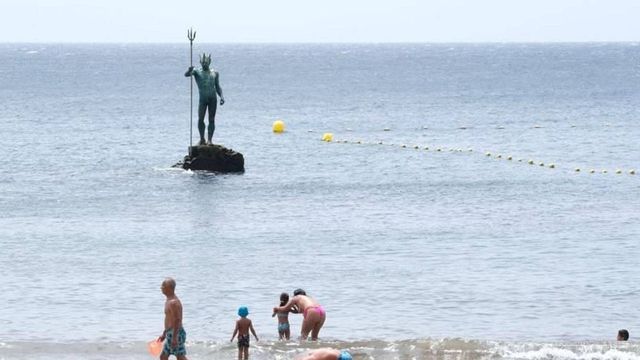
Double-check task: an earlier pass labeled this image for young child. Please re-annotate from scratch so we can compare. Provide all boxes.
[230,306,259,360]
[272,292,291,340]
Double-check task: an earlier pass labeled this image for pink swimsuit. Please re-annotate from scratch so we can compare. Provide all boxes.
[303,305,325,318]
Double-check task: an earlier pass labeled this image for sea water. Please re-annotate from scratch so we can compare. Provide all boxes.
[0,43,639,359]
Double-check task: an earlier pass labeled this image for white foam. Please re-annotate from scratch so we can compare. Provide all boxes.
[503,345,640,360]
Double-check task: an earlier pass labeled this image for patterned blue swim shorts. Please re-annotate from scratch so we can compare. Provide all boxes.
[163,328,187,356]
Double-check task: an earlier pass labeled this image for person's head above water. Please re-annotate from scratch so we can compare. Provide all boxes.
[293,288,306,296]
[618,329,629,341]
[280,292,289,306]
[199,53,211,70]
[161,277,176,296]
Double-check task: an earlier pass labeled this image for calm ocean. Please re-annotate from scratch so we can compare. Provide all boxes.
[0,43,639,359]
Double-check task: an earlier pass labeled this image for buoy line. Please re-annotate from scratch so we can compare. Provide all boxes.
[322,135,636,176]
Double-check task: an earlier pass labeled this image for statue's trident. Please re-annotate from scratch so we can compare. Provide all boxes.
[187,28,196,156]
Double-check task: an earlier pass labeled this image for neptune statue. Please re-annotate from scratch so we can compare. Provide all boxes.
[185,53,225,145]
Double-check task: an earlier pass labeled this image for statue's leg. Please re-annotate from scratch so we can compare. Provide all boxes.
[198,102,207,145]
[207,99,218,144]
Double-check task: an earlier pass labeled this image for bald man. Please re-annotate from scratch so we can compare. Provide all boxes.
[157,278,188,360]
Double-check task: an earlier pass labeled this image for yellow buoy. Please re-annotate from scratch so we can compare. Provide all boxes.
[321,133,333,142]
[272,120,285,133]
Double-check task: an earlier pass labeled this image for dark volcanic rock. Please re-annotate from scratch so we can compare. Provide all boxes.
[173,144,244,173]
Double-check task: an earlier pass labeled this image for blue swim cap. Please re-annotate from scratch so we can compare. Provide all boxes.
[338,350,352,360]
[238,306,249,317]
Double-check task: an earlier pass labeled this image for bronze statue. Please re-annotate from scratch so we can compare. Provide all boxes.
[185,54,225,145]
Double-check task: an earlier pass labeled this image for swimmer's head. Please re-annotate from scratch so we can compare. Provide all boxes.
[280,292,289,306]
[338,350,352,360]
[293,288,306,296]
[618,329,629,341]
[238,306,249,318]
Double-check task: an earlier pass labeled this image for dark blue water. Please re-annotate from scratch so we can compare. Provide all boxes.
[0,43,639,359]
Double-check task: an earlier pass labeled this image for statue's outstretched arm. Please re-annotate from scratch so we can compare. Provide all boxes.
[184,66,194,77]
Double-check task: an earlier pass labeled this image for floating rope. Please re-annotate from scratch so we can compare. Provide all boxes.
[324,136,636,176]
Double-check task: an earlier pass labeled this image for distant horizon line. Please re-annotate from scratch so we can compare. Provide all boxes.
[1,40,639,45]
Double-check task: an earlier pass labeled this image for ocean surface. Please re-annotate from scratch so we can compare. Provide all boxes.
[0,43,639,359]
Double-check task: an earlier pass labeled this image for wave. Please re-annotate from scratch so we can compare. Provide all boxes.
[1,338,638,360]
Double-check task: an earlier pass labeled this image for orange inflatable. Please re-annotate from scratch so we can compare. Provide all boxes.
[147,339,163,357]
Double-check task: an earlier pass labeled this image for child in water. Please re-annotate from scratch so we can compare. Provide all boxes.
[231,306,259,360]
[272,292,291,340]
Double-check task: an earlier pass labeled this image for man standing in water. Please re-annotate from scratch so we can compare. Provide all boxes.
[158,278,188,360]
[185,53,225,145]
